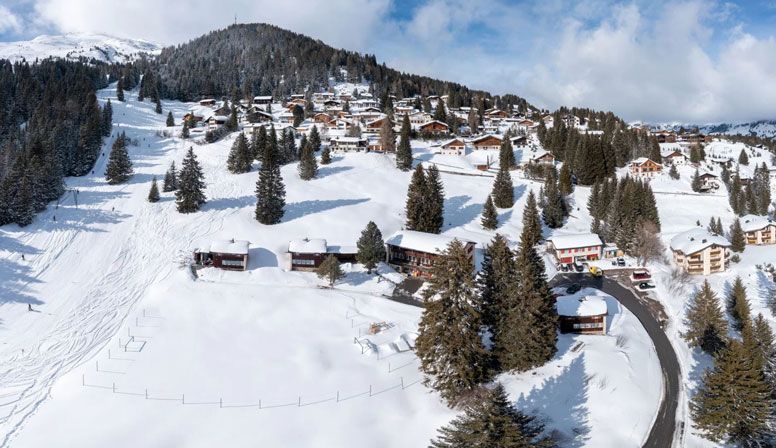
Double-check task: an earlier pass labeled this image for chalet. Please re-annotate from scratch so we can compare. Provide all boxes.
[323,100,342,112]
[547,233,603,264]
[467,151,494,171]
[199,98,217,107]
[386,230,475,278]
[557,296,608,335]
[353,110,384,124]
[740,215,776,245]
[253,96,273,105]
[542,115,554,128]
[313,113,334,124]
[602,243,624,259]
[367,137,385,152]
[562,115,581,128]
[485,109,508,119]
[419,120,450,136]
[287,238,357,271]
[183,112,204,124]
[207,115,228,130]
[329,136,368,152]
[661,149,687,165]
[394,106,414,116]
[471,134,502,151]
[511,135,529,148]
[408,111,433,128]
[679,133,713,145]
[531,150,555,165]
[245,108,273,123]
[629,158,663,178]
[365,117,391,133]
[193,239,249,271]
[353,98,379,109]
[697,172,720,191]
[438,138,466,155]
[670,228,731,275]
[277,111,296,124]
[652,131,677,143]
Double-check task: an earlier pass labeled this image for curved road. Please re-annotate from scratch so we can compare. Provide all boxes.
[551,273,681,448]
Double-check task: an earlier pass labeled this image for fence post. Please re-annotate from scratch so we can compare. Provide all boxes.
[388,362,391,373]
[82,374,85,386]
[336,391,339,403]
[118,337,121,347]
[259,399,262,410]
[96,361,99,372]
[145,389,148,399]
[108,349,111,359]
[220,398,222,408]
[369,385,372,397]
[401,377,404,390]
[112,382,115,393]
[298,396,301,407]
[182,394,185,404]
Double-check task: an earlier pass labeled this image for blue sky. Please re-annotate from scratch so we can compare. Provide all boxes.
[1,0,775,123]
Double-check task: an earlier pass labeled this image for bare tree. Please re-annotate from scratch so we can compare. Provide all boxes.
[633,221,665,266]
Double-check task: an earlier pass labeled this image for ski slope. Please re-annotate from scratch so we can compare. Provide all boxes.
[1,84,663,447]
[0,33,160,63]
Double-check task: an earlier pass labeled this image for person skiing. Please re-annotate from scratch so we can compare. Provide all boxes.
[21,254,24,261]
[27,304,32,312]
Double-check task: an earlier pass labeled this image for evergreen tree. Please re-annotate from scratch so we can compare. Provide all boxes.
[116,77,125,102]
[147,177,160,203]
[227,104,238,131]
[498,137,515,170]
[558,162,573,196]
[683,280,728,355]
[738,149,749,165]
[316,254,345,286]
[105,134,133,184]
[405,164,427,231]
[175,147,207,213]
[254,133,286,224]
[379,117,396,153]
[691,168,702,192]
[729,218,746,253]
[467,107,479,134]
[522,190,542,248]
[166,111,175,127]
[476,234,514,363]
[226,132,253,174]
[433,101,447,123]
[497,223,558,372]
[729,175,744,215]
[416,239,490,406]
[491,167,514,208]
[727,277,751,332]
[424,165,445,234]
[691,338,773,445]
[429,384,551,448]
[356,221,386,273]
[292,104,304,127]
[252,126,267,161]
[181,120,190,139]
[101,99,113,137]
[308,125,321,152]
[541,170,566,228]
[481,195,498,230]
[396,114,413,171]
[668,163,680,180]
[12,172,36,227]
[154,95,162,114]
[320,143,332,165]
[163,161,178,192]
[298,140,318,180]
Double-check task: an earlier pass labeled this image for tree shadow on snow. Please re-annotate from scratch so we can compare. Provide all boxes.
[0,257,44,306]
[516,354,591,447]
[317,165,353,178]
[283,198,370,222]
[444,195,482,228]
[247,247,278,269]
[204,195,256,212]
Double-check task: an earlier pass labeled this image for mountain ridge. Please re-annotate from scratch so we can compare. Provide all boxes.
[0,33,161,64]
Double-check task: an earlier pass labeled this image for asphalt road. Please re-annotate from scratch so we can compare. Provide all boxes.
[551,273,681,448]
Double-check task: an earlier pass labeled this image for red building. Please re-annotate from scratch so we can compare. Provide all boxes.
[547,233,603,264]
[288,238,357,271]
[193,239,250,271]
[557,296,608,335]
[385,230,475,278]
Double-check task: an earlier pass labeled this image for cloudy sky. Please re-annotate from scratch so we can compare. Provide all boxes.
[1,0,776,123]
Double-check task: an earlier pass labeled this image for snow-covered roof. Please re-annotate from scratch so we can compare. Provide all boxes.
[439,138,465,147]
[331,136,366,143]
[661,148,685,157]
[196,239,249,255]
[669,228,730,255]
[740,215,776,233]
[288,238,328,254]
[531,150,553,161]
[471,134,502,144]
[631,157,652,165]
[556,296,608,317]
[548,233,603,250]
[386,231,472,254]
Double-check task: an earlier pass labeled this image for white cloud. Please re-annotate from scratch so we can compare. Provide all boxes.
[0,6,23,34]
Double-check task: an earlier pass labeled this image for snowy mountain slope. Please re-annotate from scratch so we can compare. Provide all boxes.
[0,33,160,63]
[0,84,663,447]
[649,120,776,139]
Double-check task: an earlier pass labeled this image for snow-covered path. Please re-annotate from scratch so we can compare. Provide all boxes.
[0,86,204,445]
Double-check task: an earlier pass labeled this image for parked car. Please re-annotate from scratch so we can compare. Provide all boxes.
[617,257,626,267]
[566,283,582,294]
[631,269,652,282]
[637,281,656,290]
[573,261,585,272]
[589,266,603,277]
[559,263,571,272]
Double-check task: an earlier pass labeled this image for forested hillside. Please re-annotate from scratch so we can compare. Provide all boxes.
[142,23,534,112]
[0,60,116,225]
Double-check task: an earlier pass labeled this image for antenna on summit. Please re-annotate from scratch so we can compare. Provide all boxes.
[234,14,237,25]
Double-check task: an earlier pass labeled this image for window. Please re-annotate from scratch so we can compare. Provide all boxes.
[572,322,604,329]
[222,259,244,267]
[293,258,315,266]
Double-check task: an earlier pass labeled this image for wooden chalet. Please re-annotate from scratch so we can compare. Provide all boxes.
[697,172,719,191]
[471,134,502,151]
[661,149,687,165]
[629,158,662,178]
[652,131,677,143]
[329,136,368,152]
[385,230,475,278]
[419,120,449,136]
[287,238,357,271]
[557,296,608,335]
[365,117,391,133]
[199,98,217,107]
[438,138,466,155]
[193,239,250,271]
[253,96,273,105]
[531,150,555,165]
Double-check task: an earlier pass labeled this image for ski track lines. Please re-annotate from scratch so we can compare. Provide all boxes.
[0,90,206,446]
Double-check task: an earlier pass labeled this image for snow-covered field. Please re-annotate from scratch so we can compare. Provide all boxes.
[0,33,160,63]
[0,84,671,447]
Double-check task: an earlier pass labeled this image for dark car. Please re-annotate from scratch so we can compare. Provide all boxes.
[638,282,656,290]
[559,264,571,272]
[566,283,582,294]
[573,261,585,272]
[617,257,626,267]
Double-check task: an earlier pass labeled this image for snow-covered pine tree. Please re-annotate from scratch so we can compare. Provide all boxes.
[498,137,515,170]
[726,277,750,332]
[163,161,178,192]
[356,221,386,273]
[102,99,113,137]
[476,234,514,365]
[541,170,566,228]
[396,114,412,171]
[254,134,286,225]
[729,218,745,253]
[558,162,573,195]
[298,139,318,180]
[175,147,207,213]
[404,164,427,231]
[416,239,490,406]
[480,195,498,230]
[105,134,133,185]
[116,77,125,102]
[668,163,679,180]
[320,143,331,165]
[316,254,344,286]
[154,96,162,114]
[181,120,190,139]
[423,165,445,234]
[738,149,749,165]
[429,384,551,448]
[308,125,321,152]
[522,190,542,248]
[491,167,514,208]
[147,177,160,203]
[683,280,728,355]
[252,126,267,161]
[12,172,36,227]
[166,111,175,127]
[227,132,253,174]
